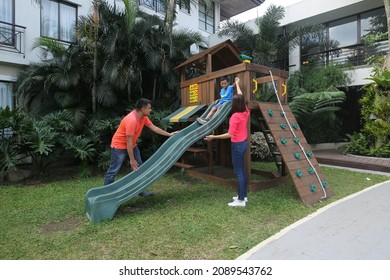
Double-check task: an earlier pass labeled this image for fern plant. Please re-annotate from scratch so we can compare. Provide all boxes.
[289,91,346,143]
[359,67,390,154]
[0,107,31,173]
[342,133,371,155]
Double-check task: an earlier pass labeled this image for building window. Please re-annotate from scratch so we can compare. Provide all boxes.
[0,81,13,139]
[139,0,166,14]
[301,7,387,67]
[328,16,358,49]
[0,0,14,46]
[41,0,77,42]
[199,0,214,33]
[177,0,190,14]
[0,81,13,110]
[361,8,387,37]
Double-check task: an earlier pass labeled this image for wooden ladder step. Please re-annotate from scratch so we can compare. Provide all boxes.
[174,162,195,169]
[186,147,208,154]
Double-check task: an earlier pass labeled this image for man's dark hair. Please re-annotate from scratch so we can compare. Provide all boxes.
[220,76,229,83]
[135,98,152,110]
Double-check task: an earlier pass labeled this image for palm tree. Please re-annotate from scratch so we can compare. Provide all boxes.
[163,0,211,34]
[15,37,89,117]
[77,0,140,109]
[92,0,100,114]
[26,0,207,111]
[287,64,351,143]
[88,2,204,107]
[219,4,322,69]
[19,0,205,114]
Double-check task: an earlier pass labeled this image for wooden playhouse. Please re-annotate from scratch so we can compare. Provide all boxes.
[165,40,332,205]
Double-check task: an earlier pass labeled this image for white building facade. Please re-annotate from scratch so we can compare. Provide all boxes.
[283,0,386,86]
[3,0,384,111]
[209,0,386,86]
[0,0,263,109]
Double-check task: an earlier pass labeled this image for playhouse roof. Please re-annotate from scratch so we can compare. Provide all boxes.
[174,40,241,73]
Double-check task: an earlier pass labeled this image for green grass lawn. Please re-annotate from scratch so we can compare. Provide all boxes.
[0,164,389,260]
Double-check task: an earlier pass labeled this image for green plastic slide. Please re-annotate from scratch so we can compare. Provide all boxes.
[85,101,232,222]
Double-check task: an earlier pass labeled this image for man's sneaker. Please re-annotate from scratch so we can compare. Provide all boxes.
[228,200,246,207]
[233,196,248,202]
[197,117,208,125]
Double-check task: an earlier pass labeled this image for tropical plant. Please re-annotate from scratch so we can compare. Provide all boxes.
[286,63,351,143]
[0,107,31,173]
[382,0,390,69]
[0,107,20,173]
[74,0,205,110]
[343,132,390,157]
[17,0,204,116]
[138,109,174,159]
[342,133,371,155]
[289,91,346,143]
[13,0,207,174]
[0,140,18,173]
[359,67,390,152]
[288,64,351,100]
[218,4,323,69]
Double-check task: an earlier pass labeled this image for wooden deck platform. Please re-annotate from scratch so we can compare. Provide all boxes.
[314,149,390,174]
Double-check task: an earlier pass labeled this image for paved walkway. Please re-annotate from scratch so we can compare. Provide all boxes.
[238,152,390,260]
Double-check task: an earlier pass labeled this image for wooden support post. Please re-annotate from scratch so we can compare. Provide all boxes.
[207,141,213,175]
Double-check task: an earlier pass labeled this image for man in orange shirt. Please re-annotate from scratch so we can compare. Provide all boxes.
[104,98,178,196]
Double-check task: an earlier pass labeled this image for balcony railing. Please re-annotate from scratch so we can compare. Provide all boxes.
[301,40,389,67]
[0,21,26,57]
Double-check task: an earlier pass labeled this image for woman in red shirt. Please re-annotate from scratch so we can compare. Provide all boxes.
[204,77,250,207]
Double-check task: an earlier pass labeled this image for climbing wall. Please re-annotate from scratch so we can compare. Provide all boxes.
[258,102,333,205]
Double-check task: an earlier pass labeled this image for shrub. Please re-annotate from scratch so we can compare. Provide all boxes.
[360,67,390,150]
[343,132,390,157]
[343,133,371,155]
[138,109,174,159]
[250,132,272,161]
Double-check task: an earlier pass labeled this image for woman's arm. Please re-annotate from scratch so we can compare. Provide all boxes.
[204,133,232,141]
[235,77,243,95]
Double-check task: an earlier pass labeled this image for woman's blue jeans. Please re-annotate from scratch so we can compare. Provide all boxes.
[103,146,142,185]
[231,140,248,200]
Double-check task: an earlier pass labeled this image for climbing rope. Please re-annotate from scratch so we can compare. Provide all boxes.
[269,71,327,200]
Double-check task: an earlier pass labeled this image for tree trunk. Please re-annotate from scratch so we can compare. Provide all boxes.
[383,0,390,69]
[164,0,176,34]
[152,77,157,102]
[92,1,99,114]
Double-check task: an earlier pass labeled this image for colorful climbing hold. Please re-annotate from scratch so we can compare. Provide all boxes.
[268,109,273,116]
[294,137,300,143]
[306,150,313,157]
[296,170,302,177]
[322,181,328,188]
[294,152,300,159]
[292,124,299,129]
[281,138,287,144]
[310,184,316,192]
[280,123,286,129]
[308,167,315,174]
[280,111,285,116]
